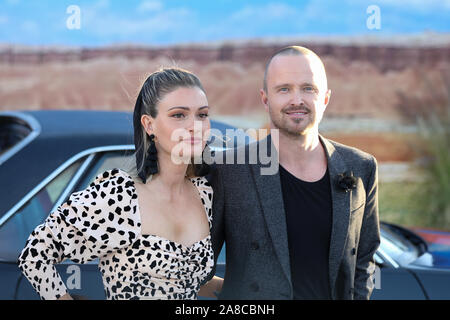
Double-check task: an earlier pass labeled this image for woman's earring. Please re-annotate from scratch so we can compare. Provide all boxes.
[140,134,158,183]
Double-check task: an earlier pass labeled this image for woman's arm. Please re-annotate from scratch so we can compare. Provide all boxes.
[198,276,224,298]
[17,203,104,300]
[17,168,139,300]
[18,211,77,300]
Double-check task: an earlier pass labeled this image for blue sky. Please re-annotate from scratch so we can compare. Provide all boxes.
[0,0,449,46]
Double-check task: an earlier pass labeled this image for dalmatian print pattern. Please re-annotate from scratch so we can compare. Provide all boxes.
[17,168,214,300]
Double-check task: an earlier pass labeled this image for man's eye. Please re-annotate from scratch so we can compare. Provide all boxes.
[279,87,289,92]
[304,86,316,92]
[172,113,185,118]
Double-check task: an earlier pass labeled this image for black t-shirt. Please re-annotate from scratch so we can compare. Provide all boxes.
[279,164,333,300]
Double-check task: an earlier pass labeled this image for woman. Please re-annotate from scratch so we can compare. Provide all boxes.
[17,67,223,300]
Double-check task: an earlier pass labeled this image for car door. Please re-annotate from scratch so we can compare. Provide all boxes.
[2,146,136,299]
[369,249,427,299]
[0,155,91,299]
[370,267,427,300]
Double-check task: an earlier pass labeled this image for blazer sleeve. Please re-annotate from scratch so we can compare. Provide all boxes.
[17,168,141,300]
[354,156,381,300]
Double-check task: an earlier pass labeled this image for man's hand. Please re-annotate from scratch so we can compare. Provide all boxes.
[57,293,74,300]
[198,276,224,298]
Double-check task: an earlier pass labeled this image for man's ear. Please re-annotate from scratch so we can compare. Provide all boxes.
[260,89,269,112]
[324,89,331,108]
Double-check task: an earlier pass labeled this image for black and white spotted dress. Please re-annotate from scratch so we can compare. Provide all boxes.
[17,168,214,300]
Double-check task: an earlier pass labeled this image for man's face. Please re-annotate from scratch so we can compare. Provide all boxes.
[261,54,331,137]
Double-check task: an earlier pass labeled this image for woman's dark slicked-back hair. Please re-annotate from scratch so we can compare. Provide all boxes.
[127,67,210,183]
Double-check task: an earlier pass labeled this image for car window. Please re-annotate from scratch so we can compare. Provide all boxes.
[0,115,33,156]
[0,158,84,262]
[380,225,420,266]
[75,151,135,191]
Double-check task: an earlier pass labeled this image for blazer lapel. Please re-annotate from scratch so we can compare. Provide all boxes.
[320,135,351,299]
[249,134,292,286]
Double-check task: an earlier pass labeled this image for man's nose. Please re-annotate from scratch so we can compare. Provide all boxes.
[290,89,304,106]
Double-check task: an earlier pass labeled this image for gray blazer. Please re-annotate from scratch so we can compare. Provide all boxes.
[204,134,380,300]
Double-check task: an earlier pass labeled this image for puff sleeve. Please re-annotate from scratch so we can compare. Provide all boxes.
[17,168,141,300]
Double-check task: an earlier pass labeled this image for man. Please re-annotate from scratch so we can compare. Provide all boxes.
[205,46,380,300]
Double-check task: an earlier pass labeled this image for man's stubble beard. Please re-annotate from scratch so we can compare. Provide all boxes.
[267,103,316,138]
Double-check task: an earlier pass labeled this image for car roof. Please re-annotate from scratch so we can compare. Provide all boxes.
[25,109,136,139]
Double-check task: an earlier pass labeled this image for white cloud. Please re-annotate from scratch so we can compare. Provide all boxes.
[5,0,20,5]
[20,20,38,34]
[85,7,194,38]
[92,0,110,10]
[77,0,194,40]
[137,0,163,13]
[375,0,450,10]
[231,3,297,21]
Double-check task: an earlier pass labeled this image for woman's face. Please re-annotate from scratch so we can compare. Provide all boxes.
[141,86,210,163]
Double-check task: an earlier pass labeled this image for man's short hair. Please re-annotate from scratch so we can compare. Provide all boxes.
[263,46,324,92]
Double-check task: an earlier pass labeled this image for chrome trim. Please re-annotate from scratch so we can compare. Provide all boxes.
[376,247,400,268]
[208,146,234,152]
[49,154,97,214]
[0,144,135,228]
[373,252,383,264]
[0,111,41,166]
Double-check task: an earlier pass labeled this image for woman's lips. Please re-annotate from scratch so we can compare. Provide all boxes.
[183,137,203,144]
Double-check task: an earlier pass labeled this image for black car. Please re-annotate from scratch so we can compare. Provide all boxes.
[1,110,450,300]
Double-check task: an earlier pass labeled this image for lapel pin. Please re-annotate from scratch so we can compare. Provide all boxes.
[336,171,357,193]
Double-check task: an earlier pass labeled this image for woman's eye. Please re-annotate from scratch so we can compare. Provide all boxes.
[198,113,209,118]
[172,113,185,118]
